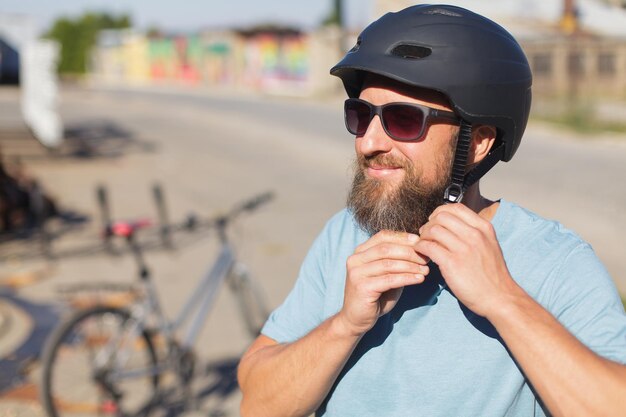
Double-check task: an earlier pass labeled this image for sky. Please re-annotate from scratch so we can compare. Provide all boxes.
[0,0,374,34]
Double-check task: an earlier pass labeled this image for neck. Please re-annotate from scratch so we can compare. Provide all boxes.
[461,183,499,221]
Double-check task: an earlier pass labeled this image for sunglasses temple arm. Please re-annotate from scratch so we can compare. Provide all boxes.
[431,109,460,123]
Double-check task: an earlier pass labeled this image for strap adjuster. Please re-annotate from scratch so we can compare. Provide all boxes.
[443,184,464,204]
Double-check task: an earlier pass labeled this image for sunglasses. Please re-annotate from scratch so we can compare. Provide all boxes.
[344,98,460,141]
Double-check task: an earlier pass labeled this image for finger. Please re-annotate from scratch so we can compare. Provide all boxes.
[414,239,449,268]
[355,230,419,254]
[419,223,465,254]
[357,259,430,278]
[420,210,471,238]
[352,242,430,266]
[429,203,484,229]
[426,206,496,248]
[365,273,426,294]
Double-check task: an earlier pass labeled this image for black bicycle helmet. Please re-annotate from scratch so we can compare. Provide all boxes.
[331,4,532,202]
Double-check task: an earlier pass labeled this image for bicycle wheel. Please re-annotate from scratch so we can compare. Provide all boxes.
[228,263,270,338]
[41,306,159,417]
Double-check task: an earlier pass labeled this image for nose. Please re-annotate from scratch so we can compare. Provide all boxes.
[356,115,393,157]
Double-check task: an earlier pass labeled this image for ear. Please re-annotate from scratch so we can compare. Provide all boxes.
[469,125,497,165]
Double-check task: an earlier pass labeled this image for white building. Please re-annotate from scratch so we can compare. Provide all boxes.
[372,1,626,99]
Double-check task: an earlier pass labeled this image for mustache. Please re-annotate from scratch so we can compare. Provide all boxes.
[358,153,411,170]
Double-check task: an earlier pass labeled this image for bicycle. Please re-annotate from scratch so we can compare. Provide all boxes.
[40,187,274,417]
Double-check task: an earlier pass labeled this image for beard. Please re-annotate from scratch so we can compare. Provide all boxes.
[347,146,454,236]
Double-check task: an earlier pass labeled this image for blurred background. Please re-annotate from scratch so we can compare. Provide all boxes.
[1,1,625,416]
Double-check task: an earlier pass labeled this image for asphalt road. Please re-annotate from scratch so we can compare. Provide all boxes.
[1,85,625,416]
[92,85,626,292]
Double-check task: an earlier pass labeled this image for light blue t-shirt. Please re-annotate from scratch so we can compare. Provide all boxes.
[262,200,626,417]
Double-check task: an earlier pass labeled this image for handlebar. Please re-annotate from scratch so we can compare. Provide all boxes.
[182,191,274,233]
[99,189,275,244]
[223,191,275,222]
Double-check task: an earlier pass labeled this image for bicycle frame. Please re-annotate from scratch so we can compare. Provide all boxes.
[172,240,235,349]
[108,221,237,380]
[145,219,237,350]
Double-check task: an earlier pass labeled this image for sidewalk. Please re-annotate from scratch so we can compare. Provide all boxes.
[0,295,53,417]
[0,295,33,358]
[0,294,35,391]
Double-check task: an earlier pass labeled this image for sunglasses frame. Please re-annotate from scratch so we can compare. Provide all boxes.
[344,98,460,141]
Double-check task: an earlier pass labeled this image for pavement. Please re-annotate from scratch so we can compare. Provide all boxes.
[0,88,265,417]
[0,83,625,417]
[0,83,340,417]
[0,289,58,394]
[0,296,31,359]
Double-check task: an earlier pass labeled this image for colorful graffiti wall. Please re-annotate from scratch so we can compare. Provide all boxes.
[241,33,309,91]
[93,29,313,94]
[148,36,202,83]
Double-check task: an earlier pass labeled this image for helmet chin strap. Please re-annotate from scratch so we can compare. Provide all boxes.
[443,120,472,204]
[443,120,506,204]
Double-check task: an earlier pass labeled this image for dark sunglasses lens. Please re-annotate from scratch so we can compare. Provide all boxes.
[383,104,425,140]
[345,100,371,135]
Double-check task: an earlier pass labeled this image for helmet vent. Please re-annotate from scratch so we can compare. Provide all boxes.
[390,44,432,60]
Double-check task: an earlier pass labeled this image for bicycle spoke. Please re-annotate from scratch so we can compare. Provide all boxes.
[42,307,159,417]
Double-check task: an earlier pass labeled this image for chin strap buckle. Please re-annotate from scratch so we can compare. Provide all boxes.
[443,184,464,204]
[444,120,471,205]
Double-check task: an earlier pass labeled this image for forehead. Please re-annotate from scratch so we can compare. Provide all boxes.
[360,73,453,111]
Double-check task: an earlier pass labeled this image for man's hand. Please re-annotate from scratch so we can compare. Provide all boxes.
[415,203,517,318]
[339,230,430,336]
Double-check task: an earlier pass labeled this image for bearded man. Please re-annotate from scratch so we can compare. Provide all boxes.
[238,5,626,417]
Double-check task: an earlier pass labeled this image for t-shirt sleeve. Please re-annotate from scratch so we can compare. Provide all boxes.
[547,243,626,364]
[261,223,331,344]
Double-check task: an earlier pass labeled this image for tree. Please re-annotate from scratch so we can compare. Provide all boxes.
[44,12,132,75]
[321,0,343,27]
